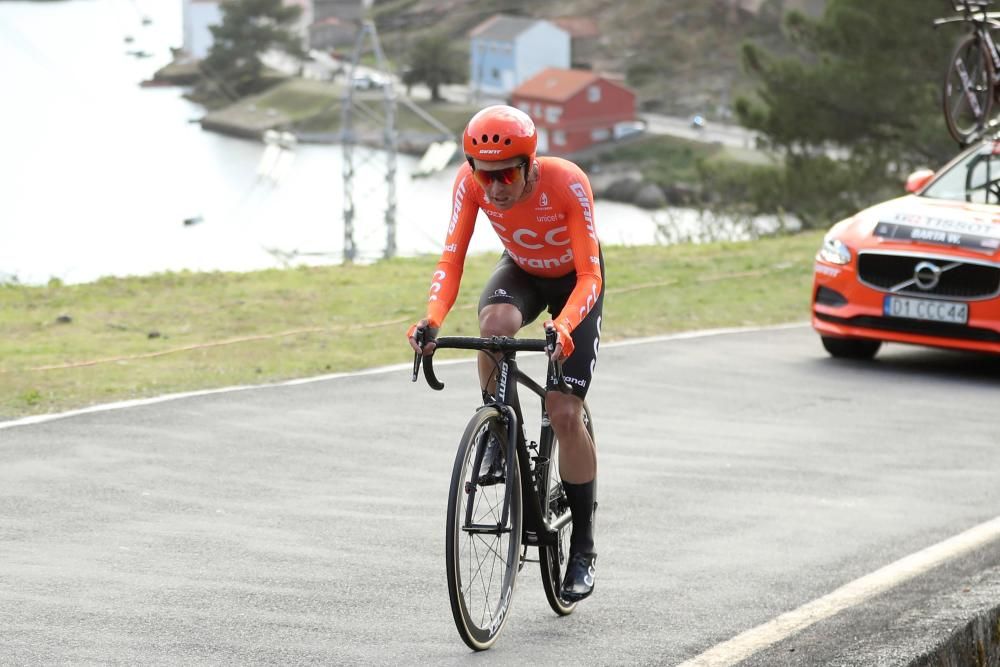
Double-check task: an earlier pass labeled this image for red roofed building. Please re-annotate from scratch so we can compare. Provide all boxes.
[511,67,637,155]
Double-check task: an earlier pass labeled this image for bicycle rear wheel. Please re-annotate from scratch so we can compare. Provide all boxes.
[943,33,995,145]
[445,407,522,651]
[538,404,594,616]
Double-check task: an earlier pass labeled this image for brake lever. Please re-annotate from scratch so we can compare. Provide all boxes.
[411,327,424,382]
[411,326,445,390]
[545,327,573,394]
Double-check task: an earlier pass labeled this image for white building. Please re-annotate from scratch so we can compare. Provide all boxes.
[182,0,222,60]
[469,15,570,101]
[182,0,313,60]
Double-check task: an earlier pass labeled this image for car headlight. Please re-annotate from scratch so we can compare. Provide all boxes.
[818,235,852,265]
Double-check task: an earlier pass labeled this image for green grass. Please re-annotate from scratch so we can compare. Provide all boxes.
[0,232,823,420]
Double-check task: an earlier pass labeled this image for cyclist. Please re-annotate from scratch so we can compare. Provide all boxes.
[408,105,604,603]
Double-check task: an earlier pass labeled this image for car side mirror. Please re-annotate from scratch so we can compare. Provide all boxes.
[905,168,934,193]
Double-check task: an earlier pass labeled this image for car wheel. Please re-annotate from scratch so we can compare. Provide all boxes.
[820,336,881,360]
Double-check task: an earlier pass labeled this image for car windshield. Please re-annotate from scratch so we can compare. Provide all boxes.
[922,142,1000,204]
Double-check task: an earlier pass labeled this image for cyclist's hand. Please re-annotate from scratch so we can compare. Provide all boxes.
[407,319,439,355]
[543,319,574,360]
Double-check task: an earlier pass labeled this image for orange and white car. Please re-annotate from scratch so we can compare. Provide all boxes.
[812,140,1000,358]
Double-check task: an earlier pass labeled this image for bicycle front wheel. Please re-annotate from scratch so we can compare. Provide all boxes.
[538,404,595,616]
[943,33,995,145]
[445,407,522,651]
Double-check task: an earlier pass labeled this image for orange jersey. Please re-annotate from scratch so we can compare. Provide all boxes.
[423,157,603,335]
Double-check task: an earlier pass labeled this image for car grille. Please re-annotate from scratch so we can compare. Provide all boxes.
[857,252,1000,300]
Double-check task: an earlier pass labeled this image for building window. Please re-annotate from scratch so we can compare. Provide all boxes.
[517,101,532,116]
[591,128,610,142]
[545,106,562,123]
[553,130,566,146]
[587,85,601,103]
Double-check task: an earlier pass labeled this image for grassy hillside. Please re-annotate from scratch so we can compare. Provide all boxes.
[0,232,823,419]
[372,0,828,118]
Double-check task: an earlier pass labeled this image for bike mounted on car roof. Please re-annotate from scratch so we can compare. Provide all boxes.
[936,0,1000,145]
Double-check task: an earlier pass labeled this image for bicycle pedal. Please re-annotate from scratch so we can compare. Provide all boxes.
[475,471,506,486]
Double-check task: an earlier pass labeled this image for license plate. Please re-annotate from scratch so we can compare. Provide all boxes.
[883,295,968,324]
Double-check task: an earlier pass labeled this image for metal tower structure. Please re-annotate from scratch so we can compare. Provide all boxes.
[341,19,397,262]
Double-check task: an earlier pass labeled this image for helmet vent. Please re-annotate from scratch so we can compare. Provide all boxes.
[504,138,511,145]
[471,138,478,145]
[492,134,500,143]
[481,134,488,142]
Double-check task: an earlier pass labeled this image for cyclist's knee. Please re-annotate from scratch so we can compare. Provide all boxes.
[479,303,521,337]
[546,391,583,434]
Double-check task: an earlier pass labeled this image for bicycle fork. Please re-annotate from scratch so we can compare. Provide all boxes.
[461,405,519,537]
[460,403,570,547]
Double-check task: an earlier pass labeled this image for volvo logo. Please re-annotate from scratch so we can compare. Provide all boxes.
[884,257,961,294]
[913,261,941,290]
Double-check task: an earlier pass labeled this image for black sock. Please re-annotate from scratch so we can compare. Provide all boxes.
[562,479,597,555]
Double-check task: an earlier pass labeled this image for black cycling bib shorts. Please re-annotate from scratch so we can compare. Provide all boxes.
[478,250,604,399]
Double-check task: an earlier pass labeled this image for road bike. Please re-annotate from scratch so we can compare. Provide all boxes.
[936,0,1000,145]
[411,329,594,650]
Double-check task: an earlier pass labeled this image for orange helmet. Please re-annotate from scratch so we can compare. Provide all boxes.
[463,105,537,162]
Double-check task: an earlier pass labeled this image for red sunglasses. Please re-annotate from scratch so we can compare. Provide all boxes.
[472,161,527,187]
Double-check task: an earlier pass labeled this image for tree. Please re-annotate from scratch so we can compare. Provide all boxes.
[201,0,305,99]
[402,36,466,102]
[734,0,958,226]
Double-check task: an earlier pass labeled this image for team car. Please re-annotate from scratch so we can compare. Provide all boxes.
[812,140,1000,359]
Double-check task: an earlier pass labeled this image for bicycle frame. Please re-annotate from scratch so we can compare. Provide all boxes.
[414,334,572,548]
[489,353,569,548]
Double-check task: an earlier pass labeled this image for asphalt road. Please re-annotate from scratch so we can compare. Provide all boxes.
[2,325,1000,665]
[640,113,760,149]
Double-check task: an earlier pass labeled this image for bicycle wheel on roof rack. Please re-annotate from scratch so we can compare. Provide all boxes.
[943,32,995,145]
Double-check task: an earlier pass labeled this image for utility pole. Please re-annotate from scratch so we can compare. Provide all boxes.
[341,18,397,262]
